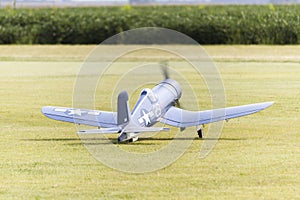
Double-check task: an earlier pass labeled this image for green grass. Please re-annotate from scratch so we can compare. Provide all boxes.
[0,45,299,199]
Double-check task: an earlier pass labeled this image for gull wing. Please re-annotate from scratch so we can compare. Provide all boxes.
[42,106,117,128]
[160,102,274,128]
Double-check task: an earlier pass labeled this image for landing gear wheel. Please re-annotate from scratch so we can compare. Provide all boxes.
[197,128,203,139]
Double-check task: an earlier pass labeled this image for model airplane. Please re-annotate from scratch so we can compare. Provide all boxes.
[42,68,273,142]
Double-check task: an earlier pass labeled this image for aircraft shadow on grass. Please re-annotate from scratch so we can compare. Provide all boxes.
[22,137,246,147]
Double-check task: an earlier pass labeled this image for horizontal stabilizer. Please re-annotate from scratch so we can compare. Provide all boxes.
[78,126,169,134]
[124,126,170,133]
[78,127,121,134]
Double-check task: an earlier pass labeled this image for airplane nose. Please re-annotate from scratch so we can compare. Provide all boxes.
[161,79,182,99]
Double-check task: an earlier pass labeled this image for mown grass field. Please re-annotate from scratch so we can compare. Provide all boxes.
[0,45,299,199]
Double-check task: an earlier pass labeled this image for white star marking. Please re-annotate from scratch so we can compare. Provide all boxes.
[54,108,67,112]
[138,110,151,126]
[68,109,82,116]
[87,111,100,116]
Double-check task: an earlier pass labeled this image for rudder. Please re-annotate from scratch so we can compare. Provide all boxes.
[117,90,131,126]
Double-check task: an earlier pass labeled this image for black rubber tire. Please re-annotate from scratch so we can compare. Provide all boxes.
[197,129,203,138]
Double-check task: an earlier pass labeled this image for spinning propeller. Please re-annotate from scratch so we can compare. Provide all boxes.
[160,61,182,109]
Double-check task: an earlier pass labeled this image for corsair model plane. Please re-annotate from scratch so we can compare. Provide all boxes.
[42,68,273,142]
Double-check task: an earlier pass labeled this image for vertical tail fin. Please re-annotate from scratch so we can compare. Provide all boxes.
[117,91,131,126]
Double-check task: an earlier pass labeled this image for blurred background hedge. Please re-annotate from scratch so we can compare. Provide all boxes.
[0,5,299,44]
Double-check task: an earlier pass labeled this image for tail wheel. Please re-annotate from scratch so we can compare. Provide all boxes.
[129,137,139,143]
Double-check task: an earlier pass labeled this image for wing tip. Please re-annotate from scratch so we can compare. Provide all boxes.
[41,106,51,115]
[262,101,274,108]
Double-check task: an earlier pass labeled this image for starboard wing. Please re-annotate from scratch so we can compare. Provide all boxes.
[42,106,117,128]
[160,102,274,128]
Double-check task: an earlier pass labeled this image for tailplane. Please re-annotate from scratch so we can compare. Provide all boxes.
[78,91,169,141]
